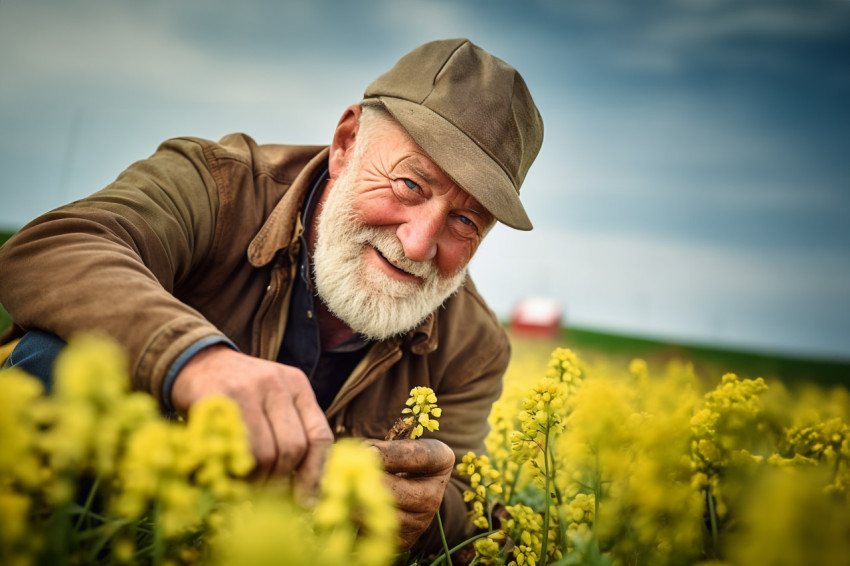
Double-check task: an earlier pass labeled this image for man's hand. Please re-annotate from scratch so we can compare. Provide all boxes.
[367,438,455,551]
[171,345,334,500]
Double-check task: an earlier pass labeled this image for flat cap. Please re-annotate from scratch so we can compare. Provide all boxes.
[363,38,543,230]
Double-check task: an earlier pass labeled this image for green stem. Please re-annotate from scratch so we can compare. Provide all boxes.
[707,488,719,555]
[593,449,601,558]
[541,423,551,566]
[507,463,521,506]
[436,510,453,566]
[429,530,497,566]
[45,498,71,566]
[555,504,568,562]
[85,519,132,562]
[548,446,563,506]
[486,493,494,530]
[74,475,102,531]
[75,519,131,542]
[831,453,843,484]
[594,479,599,533]
[153,501,165,566]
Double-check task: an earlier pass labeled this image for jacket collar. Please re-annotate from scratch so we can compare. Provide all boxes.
[407,311,439,354]
[247,147,330,267]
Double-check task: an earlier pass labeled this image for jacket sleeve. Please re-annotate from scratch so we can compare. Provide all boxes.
[0,137,225,404]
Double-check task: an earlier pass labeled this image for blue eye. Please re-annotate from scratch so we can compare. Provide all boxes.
[458,215,474,226]
[403,178,419,190]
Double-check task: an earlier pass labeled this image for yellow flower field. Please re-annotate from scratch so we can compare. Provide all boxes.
[1,333,848,565]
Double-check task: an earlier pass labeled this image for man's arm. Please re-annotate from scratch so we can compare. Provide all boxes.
[0,136,337,491]
[0,138,335,495]
[0,137,224,400]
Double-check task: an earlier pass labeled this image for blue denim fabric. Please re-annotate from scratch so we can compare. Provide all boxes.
[2,329,67,392]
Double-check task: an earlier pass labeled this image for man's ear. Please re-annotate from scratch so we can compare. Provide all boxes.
[329,104,362,179]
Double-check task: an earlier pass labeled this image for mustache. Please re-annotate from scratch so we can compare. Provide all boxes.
[355,227,440,281]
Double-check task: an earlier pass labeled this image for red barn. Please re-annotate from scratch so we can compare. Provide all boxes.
[509,297,563,337]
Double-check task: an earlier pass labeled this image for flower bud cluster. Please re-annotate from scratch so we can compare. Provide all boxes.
[690,373,768,485]
[510,378,568,467]
[457,452,503,529]
[313,439,398,566]
[771,407,850,498]
[545,347,583,395]
[502,503,562,566]
[402,386,442,439]
[112,395,255,539]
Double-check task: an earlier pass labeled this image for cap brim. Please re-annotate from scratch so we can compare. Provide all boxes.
[370,96,533,231]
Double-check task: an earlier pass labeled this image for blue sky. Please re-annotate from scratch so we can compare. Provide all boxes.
[1,0,849,360]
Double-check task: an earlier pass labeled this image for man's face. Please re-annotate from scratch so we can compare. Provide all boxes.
[312,113,493,340]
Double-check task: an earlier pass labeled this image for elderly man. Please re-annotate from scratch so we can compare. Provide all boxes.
[0,38,543,551]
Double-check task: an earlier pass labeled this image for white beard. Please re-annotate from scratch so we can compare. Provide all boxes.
[312,150,468,341]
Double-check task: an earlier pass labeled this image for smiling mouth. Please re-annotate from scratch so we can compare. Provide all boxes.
[374,247,419,278]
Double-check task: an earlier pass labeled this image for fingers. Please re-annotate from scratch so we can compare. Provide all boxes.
[383,470,448,511]
[242,400,281,481]
[260,366,333,498]
[173,347,333,495]
[368,438,455,476]
[369,439,455,552]
[289,376,335,501]
[261,382,311,478]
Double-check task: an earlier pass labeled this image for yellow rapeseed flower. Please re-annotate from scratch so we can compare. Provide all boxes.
[726,465,850,566]
[0,490,39,566]
[314,439,397,566]
[52,333,130,409]
[457,452,503,529]
[0,368,46,491]
[473,534,503,565]
[182,395,255,499]
[402,386,441,439]
[500,502,564,566]
[690,373,768,470]
[545,347,583,396]
[210,498,318,566]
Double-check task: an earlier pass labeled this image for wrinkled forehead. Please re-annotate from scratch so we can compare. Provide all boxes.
[369,115,496,227]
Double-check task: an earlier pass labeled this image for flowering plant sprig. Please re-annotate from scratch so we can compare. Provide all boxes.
[387,386,442,440]
[404,386,442,439]
[385,386,455,565]
[457,452,503,529]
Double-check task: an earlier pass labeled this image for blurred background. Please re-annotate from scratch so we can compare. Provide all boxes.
[1,0,849,368]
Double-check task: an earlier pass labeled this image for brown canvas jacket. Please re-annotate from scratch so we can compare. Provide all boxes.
[0,133,509,546]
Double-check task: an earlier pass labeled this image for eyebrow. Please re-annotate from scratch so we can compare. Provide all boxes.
[400,155,493,221]
[400,156,440,187]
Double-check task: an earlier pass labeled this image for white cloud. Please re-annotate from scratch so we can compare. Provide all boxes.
[470,223,850,358]
[0,0,364,110]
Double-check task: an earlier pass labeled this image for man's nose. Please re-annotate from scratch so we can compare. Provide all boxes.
[396,210,441,263]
